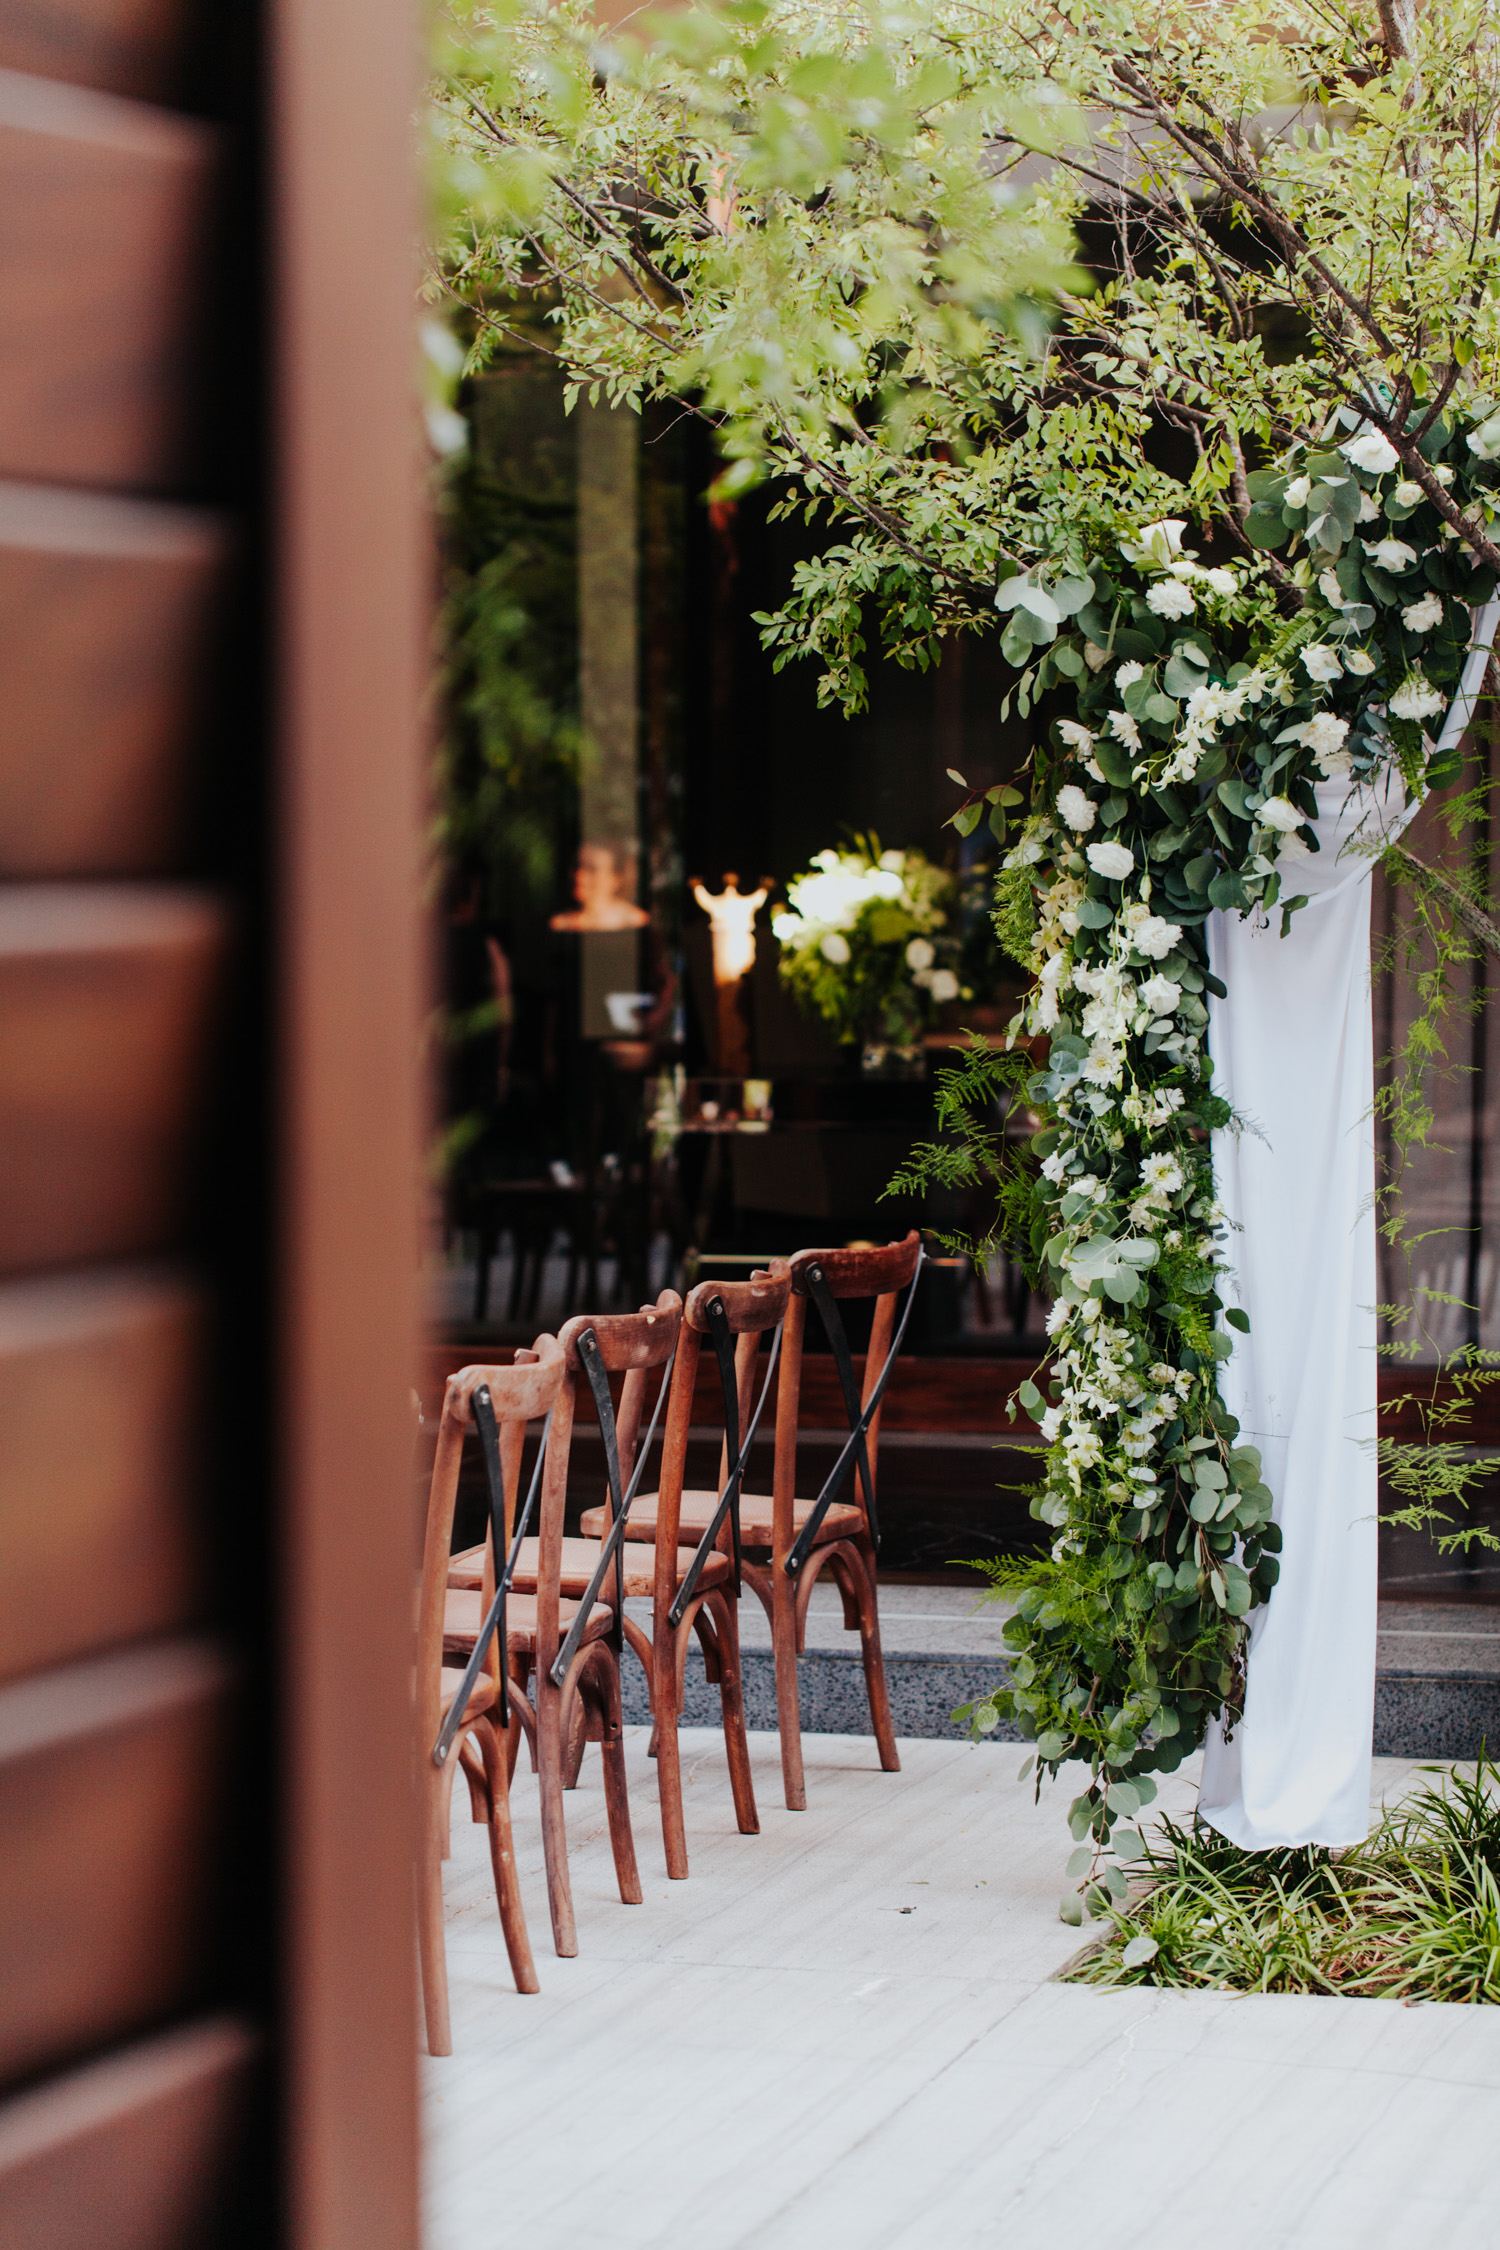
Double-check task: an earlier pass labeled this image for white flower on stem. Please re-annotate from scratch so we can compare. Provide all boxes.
[1123,904,1183,959]
[1401,591,1444,633]
[1341,429,1401,474]
[1258,797,1304,833]
[1055,784,1097,834]
[1467,417,1500,463]
[1041,1148,1070,1186]
[1304,712,1349,757]
[1393,480,1424,506]
[1317,570,1347,609]
[1358,492,1381,523]
[1130,519,1187,566]
[1390,674,1446,721]
[1107,709,1142,751]
[1114,660,1145,689]
[1276,829,1312,862]
[1202,566,1238,596]
[1082,1042,1124,1087]
[1344,649,1377,676]
[1146,579,1196,620]
[1086,840,1135,880]
[820,932,850,964]
[1140,1153,1184,1199]
[905,937,935,971]
[1363,537,1418,573]
[1433,464,1455,486]
[1301,642,1343,683]
[1139,974,1181,1016]
[1284,475,1311,508]
[928,969,959,1003]
[1057,719,1096,754]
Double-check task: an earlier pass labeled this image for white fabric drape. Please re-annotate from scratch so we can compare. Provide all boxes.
[1197,606,1499,1850]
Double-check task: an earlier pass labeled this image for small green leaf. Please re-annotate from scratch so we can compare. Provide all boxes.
[1225,1306,1250,1332]
[1121,1931,1159,1969]
[1058,1891,1083,1926]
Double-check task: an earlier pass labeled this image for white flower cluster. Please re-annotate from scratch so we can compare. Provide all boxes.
[772,847,931,959]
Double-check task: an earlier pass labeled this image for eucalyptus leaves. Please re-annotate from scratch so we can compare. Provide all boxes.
[931,409,1500,1910]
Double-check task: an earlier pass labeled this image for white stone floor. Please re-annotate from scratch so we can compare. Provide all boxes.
[424,1728,1500,2250]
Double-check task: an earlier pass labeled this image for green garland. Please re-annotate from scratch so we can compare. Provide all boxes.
[914,408,1500,1913]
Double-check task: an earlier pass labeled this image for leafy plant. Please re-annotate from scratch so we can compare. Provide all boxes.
[1075,1755,1500,2003]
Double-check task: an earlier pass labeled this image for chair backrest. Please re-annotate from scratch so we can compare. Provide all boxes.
[416,1340,565,1754]
[773,1230,923,1556]
[538,1293,682,1677]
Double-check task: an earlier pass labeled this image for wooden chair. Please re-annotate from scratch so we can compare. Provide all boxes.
[588,1232,924,1812]
[416,1350,556,2053]
[444,1297,679,1955]
[577,1267,788,1875]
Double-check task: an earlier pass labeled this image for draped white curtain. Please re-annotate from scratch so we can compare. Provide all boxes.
[1198,608,1499,1850]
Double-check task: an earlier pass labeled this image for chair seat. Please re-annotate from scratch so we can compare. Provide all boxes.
[442,1588,613,1662]
[578,1490,865,1550]
[448,1538,732,1601]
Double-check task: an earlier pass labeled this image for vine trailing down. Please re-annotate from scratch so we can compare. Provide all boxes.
[903,410,1500,1914]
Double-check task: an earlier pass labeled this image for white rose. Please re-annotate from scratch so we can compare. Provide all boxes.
[1202,567,1238,596]
[928,969,959,1003]
[1318,751,1354,779]
[1146,579,1196,620]
[1401,591,1444,633]
[1114,660,1145,689]
[1086,840,1135,880]
[1284,475,1312,508]
[1363,537,1418,573]
[1344,649,1377,676]
[1139,974,1181,1016]
[1317,570,1347,609]
[1390,674,1446,721]
[1467,418,1500,462]
[905,937,935,971]
[1301,642,1343,683]
[1433,464,1455,486]
[1342,430,1401,475]
[1258,797,1304,833]
[1057,719,1095,753]
[1393,480,1424,506]
[1055,784,1097,834]
[820,932,851,964]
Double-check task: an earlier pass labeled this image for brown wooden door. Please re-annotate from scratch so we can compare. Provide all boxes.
[0,0,425,2241]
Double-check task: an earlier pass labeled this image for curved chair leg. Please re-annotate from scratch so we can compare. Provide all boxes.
[852,1537,900,1772]
[476,1714,539,1994]
[582,1646,643,1905]
[418,1776,454,2056]
[770,1557,806,1811]
[458,1735,489,1825]
[655,1620,689,1880]
[708,1591,760,1836]
[562,1682,589,1790]
[535,1680,579,1958]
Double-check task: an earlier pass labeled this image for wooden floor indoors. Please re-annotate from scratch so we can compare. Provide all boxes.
[425,1728,1500,2249]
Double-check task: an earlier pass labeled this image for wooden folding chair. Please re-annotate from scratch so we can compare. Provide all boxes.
[445,1297,679,1954]
[582,1232,924,1812]
[578,1266,788,1875]
[416,1349,556,2053]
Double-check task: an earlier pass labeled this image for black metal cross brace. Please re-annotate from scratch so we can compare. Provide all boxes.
[431,1388,552,1767]
[783,1247,925,1579]
[667,1300,783,1630]
[547,1329,674,1690]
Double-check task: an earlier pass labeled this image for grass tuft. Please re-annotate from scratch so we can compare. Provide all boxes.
[1069,1755,1500,2004]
